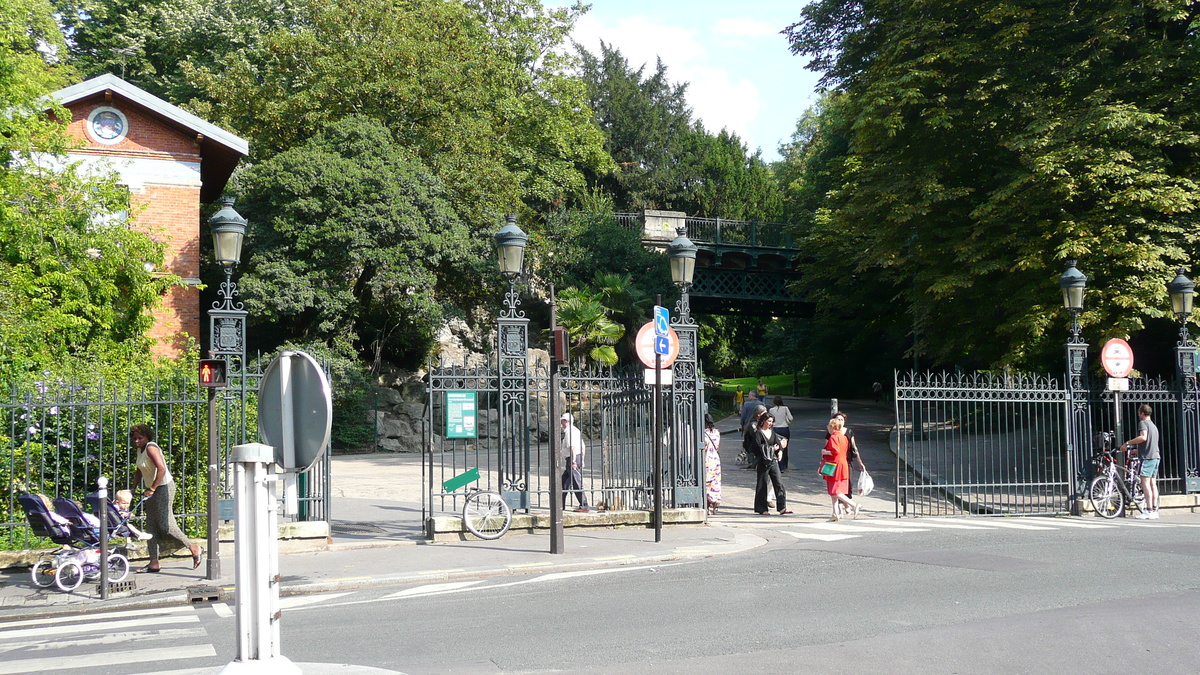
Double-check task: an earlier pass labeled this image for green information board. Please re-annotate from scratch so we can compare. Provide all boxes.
[446,390,477,439]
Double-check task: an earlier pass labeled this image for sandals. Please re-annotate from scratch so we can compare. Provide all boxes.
[192,546,205,570]
[135,565,160,574]
[778,510,794,515]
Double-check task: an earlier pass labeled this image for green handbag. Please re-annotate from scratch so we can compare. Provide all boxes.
[819,461,837,477]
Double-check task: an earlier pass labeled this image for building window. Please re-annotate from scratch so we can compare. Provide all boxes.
[87,106,129,145]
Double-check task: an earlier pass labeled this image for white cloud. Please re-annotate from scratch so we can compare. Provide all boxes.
[570,14,762,147]
[713,17,778,40]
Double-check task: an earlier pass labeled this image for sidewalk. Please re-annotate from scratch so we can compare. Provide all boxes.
[0,398,894,621]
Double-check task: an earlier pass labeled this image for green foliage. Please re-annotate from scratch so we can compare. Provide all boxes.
[555,286,625,366]
[235,116,477,367]
[0,0,175,378]
[784,1,1200,378]
[576,41,783,219]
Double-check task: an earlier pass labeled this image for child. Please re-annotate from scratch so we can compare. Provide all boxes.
[114,489,153,541]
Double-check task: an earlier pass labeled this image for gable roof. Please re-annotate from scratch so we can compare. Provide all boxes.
[51,74,249,202]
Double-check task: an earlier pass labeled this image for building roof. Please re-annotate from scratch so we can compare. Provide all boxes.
[51,73,249,202]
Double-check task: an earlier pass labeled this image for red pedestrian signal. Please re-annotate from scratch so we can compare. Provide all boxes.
[199,359,227,387]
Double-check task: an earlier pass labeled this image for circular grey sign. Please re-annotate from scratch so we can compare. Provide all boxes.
[258,351,332,470]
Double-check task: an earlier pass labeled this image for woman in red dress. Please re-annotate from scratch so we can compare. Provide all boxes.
[822,417,860,521]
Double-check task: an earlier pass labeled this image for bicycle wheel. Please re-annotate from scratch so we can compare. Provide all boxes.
[462,490,512,540]
[55,561,83,592]
[31,557,56,588]
[1130,479,1147,513]
[1089,475,1123,519]
[106,553,130,583]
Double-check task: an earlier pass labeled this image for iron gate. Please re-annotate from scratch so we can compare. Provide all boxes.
[895,367,1200,517]
[423,296,704,523]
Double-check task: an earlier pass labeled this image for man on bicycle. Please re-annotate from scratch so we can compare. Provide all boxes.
[1122,404,1161,519]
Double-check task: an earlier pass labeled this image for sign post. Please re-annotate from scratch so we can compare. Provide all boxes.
[1101,338,1135,457]
[199,358,228,581]
[637,314,679,544]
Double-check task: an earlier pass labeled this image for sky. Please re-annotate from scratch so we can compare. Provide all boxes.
[564,0,824,162]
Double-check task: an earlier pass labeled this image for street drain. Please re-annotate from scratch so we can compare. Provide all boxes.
[331,522,387,535]
[187,585,222,604]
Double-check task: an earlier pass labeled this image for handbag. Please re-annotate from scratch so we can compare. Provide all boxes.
[855,469,874,496]
[819,461,837,477]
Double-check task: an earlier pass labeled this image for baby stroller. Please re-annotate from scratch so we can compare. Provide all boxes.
[18,494,131,592]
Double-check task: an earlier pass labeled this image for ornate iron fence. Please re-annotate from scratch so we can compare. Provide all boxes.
[895,367,1200,517]
[1,358,331,549]
[894,371,1072,517]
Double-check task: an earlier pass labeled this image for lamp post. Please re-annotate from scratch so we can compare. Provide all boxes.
[1058,260,1089,511]
[205,196,247,580]
[492,215,562,552]
[665,225,703,524]
[667,225,697,323]
[1167,269,1200,492]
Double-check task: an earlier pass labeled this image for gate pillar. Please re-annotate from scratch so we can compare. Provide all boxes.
[1065,337,1091,505]
[671,291,703,506]
[1175,334,1199,492]
[497,283,531,507]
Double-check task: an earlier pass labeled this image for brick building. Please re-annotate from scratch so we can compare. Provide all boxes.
[51,74,248,359]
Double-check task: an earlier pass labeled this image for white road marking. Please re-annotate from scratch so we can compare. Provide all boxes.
[783,532,860,542]
[0,644,215,675]
[963,520,1057,530]
[210,602,234,618]
[278,592,355,609]
[383,581,486,598]
[0,627,206,654]
[0,614,198,641]
[792,522,931,533]
[1024,518,1115,529]
[0,605,193,630]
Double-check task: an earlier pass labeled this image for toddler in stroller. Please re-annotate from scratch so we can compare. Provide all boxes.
[18,494,131,592]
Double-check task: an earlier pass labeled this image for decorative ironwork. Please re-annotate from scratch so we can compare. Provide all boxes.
[1065,340,1091,507]
[689,269,801,302]
[208,268,247,362]
[499,280,525,320]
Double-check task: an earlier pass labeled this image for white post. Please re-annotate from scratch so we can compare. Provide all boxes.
[221,442,298,675]
[98,476,109,599]
[279,352,299,517]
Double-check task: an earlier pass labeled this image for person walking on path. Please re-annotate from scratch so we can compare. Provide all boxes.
[822,417,859,521]
[769,396,794,470]
[741,401,767,470]
[756,378,769,400]
[739,392,760,430]
[130,424,202,573]
[829,411,866,502]
[703,414,722,515]
[752,410,790,515]
[560,413,590,512]
[1123,404,1161,519]
[734,385,745,414]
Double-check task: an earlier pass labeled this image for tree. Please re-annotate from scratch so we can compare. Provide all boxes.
[555,286,624,366]
[575,41,783,219]
[234,116,478,366]
[0,0,172,375]
[785,1,1200,379]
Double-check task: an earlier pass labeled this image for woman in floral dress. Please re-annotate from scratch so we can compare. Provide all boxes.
[704,414,722,514]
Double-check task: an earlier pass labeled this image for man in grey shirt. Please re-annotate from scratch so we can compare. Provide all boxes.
[1122,404,1160,519]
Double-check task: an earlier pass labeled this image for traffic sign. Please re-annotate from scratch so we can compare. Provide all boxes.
[653,305,669,337]
[635,321,679,368]
[655,335,670,355]
[1100,338,1134,378]
[258,351,332,471]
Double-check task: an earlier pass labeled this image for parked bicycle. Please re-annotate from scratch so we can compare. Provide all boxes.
[1088,431,1146,519]
[461,486,512,540]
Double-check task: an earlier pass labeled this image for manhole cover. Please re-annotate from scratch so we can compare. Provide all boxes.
[187,585,222,604]
[331,522,387,535]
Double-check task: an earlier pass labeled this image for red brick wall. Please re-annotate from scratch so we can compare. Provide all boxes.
[64,98,204,360]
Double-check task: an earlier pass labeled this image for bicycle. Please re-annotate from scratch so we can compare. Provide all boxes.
[1087,431,1146,519]
[461,486,512,540]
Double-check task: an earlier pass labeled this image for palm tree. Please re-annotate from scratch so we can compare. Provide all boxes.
[556,287,626,366]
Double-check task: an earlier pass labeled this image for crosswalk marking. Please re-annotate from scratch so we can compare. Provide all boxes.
[0,643,216,675]
[1024,518,1115,529]
[0,613,198,641]
[0,605,193,630]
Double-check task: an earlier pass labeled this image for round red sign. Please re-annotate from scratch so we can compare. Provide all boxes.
[1100,338,1134,378]
[635,321,679,369]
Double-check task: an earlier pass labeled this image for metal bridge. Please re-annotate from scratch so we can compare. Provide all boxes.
[617,211,810,317]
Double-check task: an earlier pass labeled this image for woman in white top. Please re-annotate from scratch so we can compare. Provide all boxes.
[769,396,794,470]
[130,424,202,573]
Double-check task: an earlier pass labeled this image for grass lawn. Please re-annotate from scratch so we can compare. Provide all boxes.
[717,373,809,397]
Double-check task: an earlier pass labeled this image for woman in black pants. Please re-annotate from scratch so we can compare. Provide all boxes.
[753,411,791,515]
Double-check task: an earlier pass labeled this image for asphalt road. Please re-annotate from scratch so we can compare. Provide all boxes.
[9,513,1199,674]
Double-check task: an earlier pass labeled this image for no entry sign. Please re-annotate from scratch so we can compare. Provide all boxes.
[1100,338,1134,378]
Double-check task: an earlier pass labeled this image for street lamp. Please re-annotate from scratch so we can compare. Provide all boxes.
[204,195,248,581]
[1059,259,1087,342]
[667,225,697,323]
[494,213,528,281]
[1168,269,1194,341]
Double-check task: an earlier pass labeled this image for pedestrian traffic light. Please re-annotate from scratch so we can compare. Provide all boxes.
[552,327,569,365]
[199,359,227,387]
